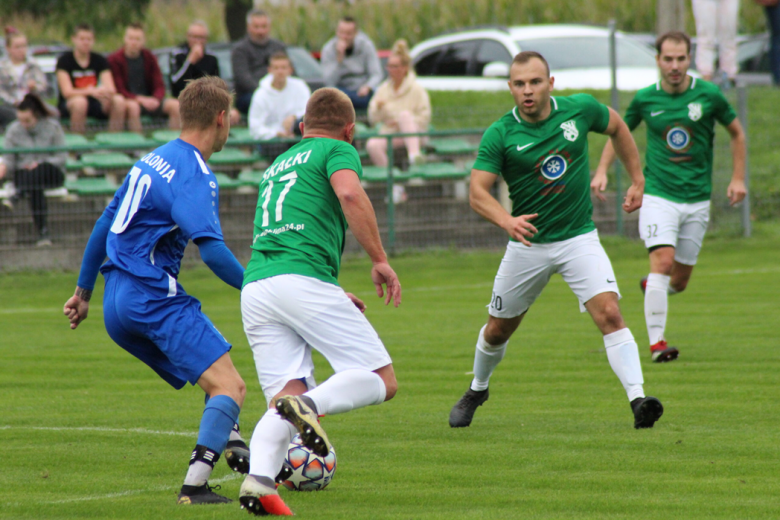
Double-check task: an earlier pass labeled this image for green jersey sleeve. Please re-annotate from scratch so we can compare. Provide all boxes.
[326,142,363,179]
[572,93,610,133]
[712,89,737,127]
[472,122,506,175]
[623,94,643,131]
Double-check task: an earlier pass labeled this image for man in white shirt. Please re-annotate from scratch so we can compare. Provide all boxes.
[248,52,310,159]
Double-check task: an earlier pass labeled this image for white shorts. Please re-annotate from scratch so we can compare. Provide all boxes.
[489,229,621,318]
[241,274,393,405]
[638,194,710,266]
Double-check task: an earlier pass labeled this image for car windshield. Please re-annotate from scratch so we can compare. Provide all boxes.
[515,36,657,70]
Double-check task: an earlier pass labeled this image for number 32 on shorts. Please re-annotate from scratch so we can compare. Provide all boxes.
[646,224,658,239]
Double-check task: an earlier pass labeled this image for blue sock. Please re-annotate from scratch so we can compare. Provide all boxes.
[205,393,241,435]
[196,395,240,454]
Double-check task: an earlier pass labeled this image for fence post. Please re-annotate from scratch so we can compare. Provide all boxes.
[608,19,623,236]
[385,134,396,254]
[737,83,751,238]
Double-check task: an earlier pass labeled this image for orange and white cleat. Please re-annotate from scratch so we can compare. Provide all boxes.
[650,340,679,363]
[239,475,293,516]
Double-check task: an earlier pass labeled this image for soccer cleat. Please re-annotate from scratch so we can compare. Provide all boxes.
[239,476,293,516]
[275,460,294,485]
[639,276,648,294]
[650,340,679,363]
[177,483,232,505]
[631,396,664,429]
[276,395,331,457]
[449,387,489,428]
[225,439,250,474]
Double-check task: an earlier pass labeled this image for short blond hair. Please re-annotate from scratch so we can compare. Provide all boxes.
[303,88,355,134]
[390,39,411,68]
[179,76,232,130]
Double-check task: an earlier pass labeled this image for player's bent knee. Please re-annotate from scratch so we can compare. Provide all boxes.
[374,365,397,401]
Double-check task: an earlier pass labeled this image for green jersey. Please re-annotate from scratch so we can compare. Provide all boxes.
[243,138,362,288]
[473,93,610,243]
[624,77,736,204]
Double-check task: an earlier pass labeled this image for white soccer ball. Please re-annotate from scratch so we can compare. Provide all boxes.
[281,433,337,491]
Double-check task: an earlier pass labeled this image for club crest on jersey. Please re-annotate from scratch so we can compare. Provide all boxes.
[540,154,568,180]
[560,120,579,141]
[666,126,691,151]
[688,102,702,121]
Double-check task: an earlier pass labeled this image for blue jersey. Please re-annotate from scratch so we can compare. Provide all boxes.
[100,139,223,294]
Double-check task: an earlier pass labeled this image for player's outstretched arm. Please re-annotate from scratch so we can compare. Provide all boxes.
[725,118,747,206]
[330,169,401,307]
[195,237,245,290]
[469,169,537,246]
[602,107,644,213]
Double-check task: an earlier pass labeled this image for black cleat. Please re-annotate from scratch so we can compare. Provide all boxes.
[631,396,664,429]
[275,460,293,484]
[177,483,232,505]
[449,387,489,428]
[225,439,250,473]
[276,395,331,457]
[650,340,679,363]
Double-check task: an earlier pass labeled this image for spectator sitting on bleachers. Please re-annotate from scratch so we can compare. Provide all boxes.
[108,22,180,132]
[171,20,240,125]
[321,16,383,110]
[366,39,431,168]
[0,93,66,247]
[0,28,51,129]
[56,24,125,134]
[248,52,310,152]
[231,9,286,115]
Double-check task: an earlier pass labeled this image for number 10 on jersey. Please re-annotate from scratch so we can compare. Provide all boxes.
[260,172,298,227]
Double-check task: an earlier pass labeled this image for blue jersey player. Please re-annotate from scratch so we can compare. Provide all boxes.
[63,77,250,505]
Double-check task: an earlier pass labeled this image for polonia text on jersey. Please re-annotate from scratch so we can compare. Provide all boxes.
[262,149,313,182]
[139,152,176,183]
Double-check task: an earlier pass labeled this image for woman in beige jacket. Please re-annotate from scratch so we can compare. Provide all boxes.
[366,39,431,167]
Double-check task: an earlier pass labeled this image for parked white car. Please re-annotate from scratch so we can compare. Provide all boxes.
[410,24,694,91]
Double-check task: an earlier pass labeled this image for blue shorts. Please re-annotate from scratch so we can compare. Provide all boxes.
[102,270,232,389]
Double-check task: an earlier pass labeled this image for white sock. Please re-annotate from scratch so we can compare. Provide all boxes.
[604,328,645,402]
[645,273,670,345]
[470,325,507,391]
[184,461,212,487]
[248,409,296,480]
[305,369,386,416]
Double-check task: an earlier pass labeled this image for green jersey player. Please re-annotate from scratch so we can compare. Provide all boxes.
[238,88,401,517]
[594,32,746,363]
[448,51,664,431]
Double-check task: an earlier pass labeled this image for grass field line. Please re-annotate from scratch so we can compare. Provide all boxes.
[10,473,243,506]
[0,425,197,437]
[1,265,777,316]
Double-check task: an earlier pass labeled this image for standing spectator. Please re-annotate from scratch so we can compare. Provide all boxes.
[108,22,180,132]
[692,0,741,84]
[56,24,125,134]
[231,9,286,114]
[248,52,310,159]
[0,29,50,128]
[756,0,780,85]
[366,39,431,168]
[320,16,383,110]
[0,94,66,247]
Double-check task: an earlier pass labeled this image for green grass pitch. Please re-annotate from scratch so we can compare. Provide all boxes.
[1,236,778,519]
